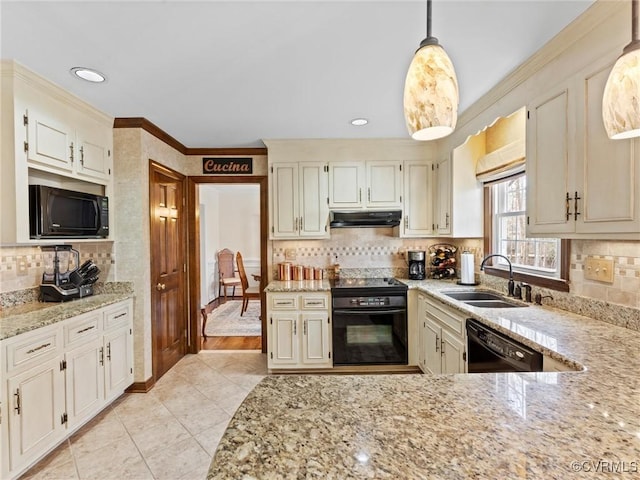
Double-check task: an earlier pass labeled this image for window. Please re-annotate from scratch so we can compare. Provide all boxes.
[492,175,560,278]
[484,174,569,290]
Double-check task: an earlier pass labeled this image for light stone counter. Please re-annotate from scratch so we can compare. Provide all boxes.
[209,279,640,479]
[264,279,331,293]
[0,289,133,340]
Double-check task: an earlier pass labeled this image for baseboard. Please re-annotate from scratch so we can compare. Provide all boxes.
[125,376,155,393]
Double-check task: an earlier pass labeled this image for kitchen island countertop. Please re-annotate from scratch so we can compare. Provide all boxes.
[209,280,640,479]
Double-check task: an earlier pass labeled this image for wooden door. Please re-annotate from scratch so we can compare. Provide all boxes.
[150,162,187,380]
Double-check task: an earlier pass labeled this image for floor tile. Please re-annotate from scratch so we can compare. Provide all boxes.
[144,437,211,480]
[129,416,192,459]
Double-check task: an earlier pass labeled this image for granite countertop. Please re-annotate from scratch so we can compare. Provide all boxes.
[0,292,134,340]
[265,279,332,293]
[209,280,640,479]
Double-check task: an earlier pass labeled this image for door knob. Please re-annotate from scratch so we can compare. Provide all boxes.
[156,283,165,291]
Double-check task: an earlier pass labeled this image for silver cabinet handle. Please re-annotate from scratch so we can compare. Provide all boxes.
[77,325,96,334]
[69,142,74,163]
[445,213,449,228]
[106,343,111,361]
[303,320,307,335]
[79,146,84,165]
[359,188,362,203]
[26,342,51,355]
[405,216,408,229]
[99,347,104,365]
[14,389,21,414]
[293,321,297,335]
[114,312,127,319]
[441,339,445,356]
[435,335,440,352]
[368,188,371,202]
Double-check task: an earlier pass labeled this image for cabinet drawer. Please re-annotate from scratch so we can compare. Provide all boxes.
[425,298,465,336]
[103,302,130,331]
[269,295,298,310]
[5,326,61,374]
[301,295,328,310]
[64,311,101,347]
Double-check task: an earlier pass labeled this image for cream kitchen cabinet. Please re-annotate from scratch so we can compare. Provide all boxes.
[400,160,434,237]
[328,161,402,210]
[1,60,114,245]
[1,298,133,480]
[432,150,483,238]
[434,157,451,236]
[267,292,331,369]
[417,293,466,375]
[526,56,640,238]
[270,162,329,239]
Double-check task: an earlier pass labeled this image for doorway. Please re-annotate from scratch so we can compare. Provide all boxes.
[149,161,188,380]
[199,184,261,350]
[186,175,268,354]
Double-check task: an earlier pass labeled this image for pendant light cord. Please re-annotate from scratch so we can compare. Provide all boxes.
[624,0,640,53]
[426,0,432,39]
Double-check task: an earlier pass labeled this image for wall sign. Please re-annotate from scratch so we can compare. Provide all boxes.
[203,157,253,174]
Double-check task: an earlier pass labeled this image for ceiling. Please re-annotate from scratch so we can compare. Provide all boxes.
[1,1,595,148]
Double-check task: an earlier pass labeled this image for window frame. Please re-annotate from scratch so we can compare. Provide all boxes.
[483,184,570,292]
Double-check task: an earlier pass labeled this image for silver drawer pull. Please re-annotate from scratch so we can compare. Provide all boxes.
[26,342,51,354]
[275,301,293,305]
[77,325,96,334]
[305,301,323,305]
[114,312,127,319]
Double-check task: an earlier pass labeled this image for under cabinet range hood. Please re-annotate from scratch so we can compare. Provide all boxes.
[329,210,402,228]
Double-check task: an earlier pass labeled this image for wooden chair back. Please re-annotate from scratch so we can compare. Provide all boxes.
[217,248,236,280]
[236,251,249,290]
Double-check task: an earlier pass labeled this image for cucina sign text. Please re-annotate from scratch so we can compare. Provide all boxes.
[202,157,253,174]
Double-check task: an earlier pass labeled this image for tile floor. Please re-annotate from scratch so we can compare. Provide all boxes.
[21,351,267,480]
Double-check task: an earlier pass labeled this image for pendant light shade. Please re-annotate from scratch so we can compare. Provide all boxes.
[403,0,459,141]
[602,0,640,139]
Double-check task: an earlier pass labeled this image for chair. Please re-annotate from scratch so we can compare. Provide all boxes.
[217,248,241,301]
[236,251,261,315]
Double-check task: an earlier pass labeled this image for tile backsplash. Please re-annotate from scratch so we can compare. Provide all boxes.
[0,243,115,293]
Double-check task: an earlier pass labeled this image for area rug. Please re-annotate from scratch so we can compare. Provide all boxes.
[205,300,261,337]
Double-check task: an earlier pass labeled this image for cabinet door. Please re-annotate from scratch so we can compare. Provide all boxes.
[435,158,451,235]
[300,313,330,365]
[441,329,466,374]
[402,161,434,237]
[366,161,402,208]
[299,163,329,237]
[526,86,576,235]
[7,357,66,472]
[416,295,428,372]
[575,61,640,234]
[103,327,133,403]
[25,106,74,172]
[423,316,442,374]
[76,117,112,181]
[328,162,365,209]
[65,339,104,430]
[269,313,298,367]
[271,163,299,238]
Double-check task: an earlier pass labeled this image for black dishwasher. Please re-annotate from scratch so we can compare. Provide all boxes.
[466,319,543,373]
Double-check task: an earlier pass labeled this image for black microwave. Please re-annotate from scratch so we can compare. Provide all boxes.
[29,185,109,239]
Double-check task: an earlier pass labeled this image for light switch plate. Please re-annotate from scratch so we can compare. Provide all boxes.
[17,255,28,276]
[284,248,297,261]
[584,256,614,283]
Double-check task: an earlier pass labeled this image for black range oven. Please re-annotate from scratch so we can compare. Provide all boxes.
[331,278,408,366]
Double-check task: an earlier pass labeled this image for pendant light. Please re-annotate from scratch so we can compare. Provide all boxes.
[403,0,459,141]
[602,0,640,139]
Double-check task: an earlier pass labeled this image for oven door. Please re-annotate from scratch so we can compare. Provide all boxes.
[332,308,408,365]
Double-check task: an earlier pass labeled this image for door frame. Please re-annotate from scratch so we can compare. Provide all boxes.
[186,175,268,353]
[149,161,188,380]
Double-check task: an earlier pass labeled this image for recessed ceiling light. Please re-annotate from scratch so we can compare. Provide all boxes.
[70,67,106,83]
[351,118,368,126]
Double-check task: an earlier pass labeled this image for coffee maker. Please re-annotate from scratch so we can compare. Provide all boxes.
[408,250,426,280]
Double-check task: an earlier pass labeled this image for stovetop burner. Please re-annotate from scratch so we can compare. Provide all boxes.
[331,277,408,298]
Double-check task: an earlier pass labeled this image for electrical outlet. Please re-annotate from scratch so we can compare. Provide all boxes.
[584,256,614,283]
[284,248,297,261]
[17,256,28,276]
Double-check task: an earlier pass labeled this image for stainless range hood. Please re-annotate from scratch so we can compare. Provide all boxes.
[329,210,402,228]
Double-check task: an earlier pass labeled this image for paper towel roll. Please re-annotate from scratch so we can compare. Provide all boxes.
[460,252,475,285]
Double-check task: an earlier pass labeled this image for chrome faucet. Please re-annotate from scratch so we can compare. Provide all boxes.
[480,254,515,297]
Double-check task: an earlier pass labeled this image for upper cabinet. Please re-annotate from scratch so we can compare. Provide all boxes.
[527,56,640,238]
[270,162,329,239]
[328,160,402,210]
[434,157,451,235]
[1,61,114,244]
[401,160,434,237]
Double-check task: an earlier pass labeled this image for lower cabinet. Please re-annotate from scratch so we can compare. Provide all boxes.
[417,293,467,374]
[1,299,133,480]
[267,292,332,369]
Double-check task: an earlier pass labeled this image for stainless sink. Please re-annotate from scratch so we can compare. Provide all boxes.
[442,290,528,308]
[443,291,505,301]
[463,300,527,308]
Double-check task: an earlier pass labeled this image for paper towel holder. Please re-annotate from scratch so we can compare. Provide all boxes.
[457,250,479,286]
